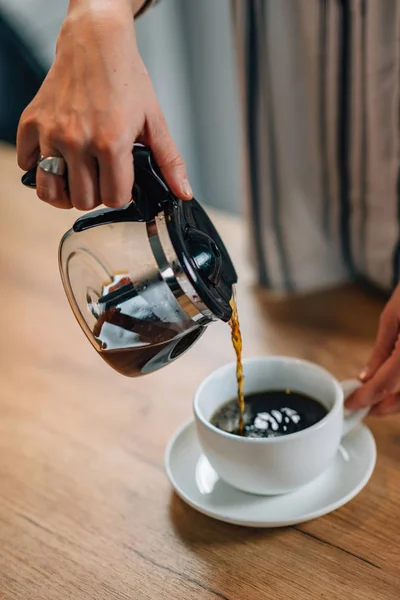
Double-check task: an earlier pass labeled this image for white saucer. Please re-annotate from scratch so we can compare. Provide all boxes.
[165,420,376,527]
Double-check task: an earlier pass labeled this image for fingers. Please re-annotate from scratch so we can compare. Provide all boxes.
[36,140,72,210]
[19,110,72,209]
[346,342,400,410]
[346,285,400,415]
[370,394,400,416]
[358,309,399,382]
[96,143,134,208]
[65,152,101,211]
[145,111,193,200]
[17,109,40,170]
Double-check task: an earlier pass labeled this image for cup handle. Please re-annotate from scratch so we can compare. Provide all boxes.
[340,379,369,438]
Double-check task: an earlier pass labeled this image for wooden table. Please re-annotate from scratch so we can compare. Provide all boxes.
[0,144,398,599]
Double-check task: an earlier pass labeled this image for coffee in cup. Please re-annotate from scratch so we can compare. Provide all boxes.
[211,390,328,438]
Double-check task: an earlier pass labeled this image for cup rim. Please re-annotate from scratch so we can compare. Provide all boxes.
[193,355,343,444]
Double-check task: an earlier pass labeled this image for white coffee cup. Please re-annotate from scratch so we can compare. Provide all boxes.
[194,356,368,495]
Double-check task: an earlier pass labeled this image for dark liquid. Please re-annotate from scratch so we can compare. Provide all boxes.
[92,277,244,381]
[211,391,328,438]
[94,300,205,377]
[229,294,245,434]
[99,329,204,376]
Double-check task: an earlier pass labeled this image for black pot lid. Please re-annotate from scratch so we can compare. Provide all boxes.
[165,197,237,322]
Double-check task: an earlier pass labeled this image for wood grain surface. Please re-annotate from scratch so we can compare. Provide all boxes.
[0,145,398,599]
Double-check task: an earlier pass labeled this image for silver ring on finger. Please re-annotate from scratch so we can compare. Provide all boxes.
[38,154,67,176]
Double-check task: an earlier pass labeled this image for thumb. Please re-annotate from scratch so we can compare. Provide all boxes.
[146,112,193,200]
[359,310,399,382]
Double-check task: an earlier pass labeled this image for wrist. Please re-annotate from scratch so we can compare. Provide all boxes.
[68,0,141,16]
[65,0,137,29]
[59,0,139,55]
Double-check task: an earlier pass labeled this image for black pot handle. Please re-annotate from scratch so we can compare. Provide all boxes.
[21,144,172,228]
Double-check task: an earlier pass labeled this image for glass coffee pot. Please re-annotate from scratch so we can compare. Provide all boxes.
[23,144,237,376]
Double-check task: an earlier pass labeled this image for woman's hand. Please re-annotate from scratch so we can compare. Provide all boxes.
[17,0,192,210]
[346,284,400,415]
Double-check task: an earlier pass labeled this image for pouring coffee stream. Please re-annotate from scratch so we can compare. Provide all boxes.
[22,144,246,426]
[229,292,245,435]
